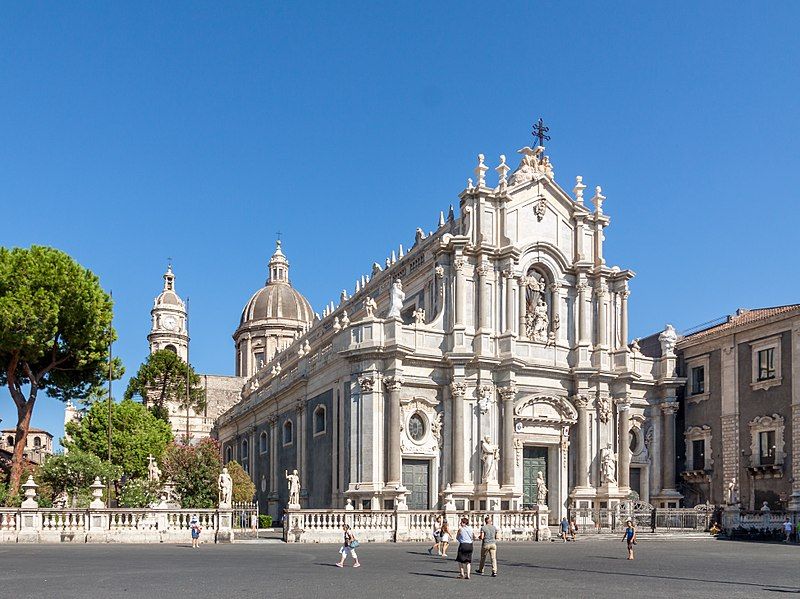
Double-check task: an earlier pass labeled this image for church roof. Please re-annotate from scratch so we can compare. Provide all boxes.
[681,304,800,343]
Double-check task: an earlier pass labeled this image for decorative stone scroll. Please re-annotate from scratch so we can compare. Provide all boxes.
[450,381,467,398]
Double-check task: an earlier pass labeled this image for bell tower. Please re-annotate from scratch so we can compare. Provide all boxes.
[147,264,189,361]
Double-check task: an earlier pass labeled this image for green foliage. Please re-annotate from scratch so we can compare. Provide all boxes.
[124,349,205,428]
[259,514,272,529]
[226,460,256,504]
[36,449,121,498]
[0,482,7,506]
[64,398,173,479]
[0,245,119,493]
[161,438,222,509]
[118,478,162,508]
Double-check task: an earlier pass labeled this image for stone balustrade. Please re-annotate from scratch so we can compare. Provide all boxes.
[283,508,545,543]
[0,507,233,544]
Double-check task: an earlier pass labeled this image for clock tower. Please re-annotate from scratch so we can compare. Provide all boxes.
[147,264,189,361]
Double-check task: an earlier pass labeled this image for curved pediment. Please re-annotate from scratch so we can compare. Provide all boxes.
[514,395,577,424]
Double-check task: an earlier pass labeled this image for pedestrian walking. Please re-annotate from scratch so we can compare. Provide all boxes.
[560,517,569,542]
[455,517,474,579]
[476,515,498,577]
[439,521,451,557]
[621,518,636,560]
[336,524,361,568]
[190,514,202,548]
[569,517,577,541]
[428,515,443,555]
[783,517,793,543]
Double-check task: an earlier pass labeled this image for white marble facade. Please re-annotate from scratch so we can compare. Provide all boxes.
[216,138,685,521]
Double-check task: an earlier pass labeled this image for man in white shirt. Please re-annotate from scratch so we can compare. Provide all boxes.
[783,518,794,543]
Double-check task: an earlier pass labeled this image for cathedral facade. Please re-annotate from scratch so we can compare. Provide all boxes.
[216,138,685,522]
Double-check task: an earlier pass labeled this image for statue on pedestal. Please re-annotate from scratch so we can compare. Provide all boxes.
[536,471,548,505]
[217,467,233,508]
[147,454,161,483]
[480,436,499,484]
[531,297,549,342]
[364,296,377,318]
[387,279,405,318]
[286,469,301,507]
[726,477,739,505]
[600,445,616,485]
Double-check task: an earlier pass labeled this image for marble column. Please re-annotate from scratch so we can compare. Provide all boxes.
[518,277,529,339]
[596,284,607,348]
[620,289,630,350]
[384,377,403,487]
[504,271,517,334]
[617,399,631,490]
[661,401,679,492]
[450,381,467,484]
[574,396,590,488]
[549,282,560,342]
[577,282,589,345]
[454,258,465,327]
[789,323,800,509]
[477,263,490,330]
[499,384,517,487]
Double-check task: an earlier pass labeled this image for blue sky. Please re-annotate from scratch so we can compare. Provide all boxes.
[2,2,798,445]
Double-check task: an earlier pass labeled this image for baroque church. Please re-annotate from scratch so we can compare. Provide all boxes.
[212,136,687,522]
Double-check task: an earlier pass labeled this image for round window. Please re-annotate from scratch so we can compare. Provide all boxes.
[408,413,426,441]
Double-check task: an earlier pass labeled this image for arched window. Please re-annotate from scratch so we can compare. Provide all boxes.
[33,436,41,448]
[314,405,327,436]
[165,344,177,354]
[6,436,13,447]
[260,431,268,453]
[225,446,232,463]
[283,420,293,446]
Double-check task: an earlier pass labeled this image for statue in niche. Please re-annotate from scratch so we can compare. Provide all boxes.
[531,298,549,342]
[480,436,500,484]
[387,279,405,319]
[536,471,548,505]
[600,445,616,485]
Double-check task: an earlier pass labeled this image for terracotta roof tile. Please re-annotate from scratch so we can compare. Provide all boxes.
[681,304,800,343]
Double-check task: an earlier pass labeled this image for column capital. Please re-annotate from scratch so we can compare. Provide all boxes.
[475,262,490,276]
[383,376,403,392]
[450,381,467,397]
[501,269,516,280]
[594,284,607,298]
[295,399,307,415]
[453,258,465,272]
[498,383,517,400]
[620,289,631,300]
[570,394,591,410]
[615,396,632,411]
[576,281,588,292]
[661,401,680,415]
[547,281,560,293]
[357,375,375,393]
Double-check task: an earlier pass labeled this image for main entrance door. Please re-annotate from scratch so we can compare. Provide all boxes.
[402,459,430,509]
[522,446,548,508]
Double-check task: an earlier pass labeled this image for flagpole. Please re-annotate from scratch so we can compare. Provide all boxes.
[107,290,113,507]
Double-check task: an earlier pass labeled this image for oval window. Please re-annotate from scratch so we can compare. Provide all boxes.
[408,413,426,441]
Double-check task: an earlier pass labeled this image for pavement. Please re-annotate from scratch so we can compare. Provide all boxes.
[0,537,797,599]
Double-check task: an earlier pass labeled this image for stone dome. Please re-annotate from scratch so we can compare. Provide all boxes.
[240,281,314,325]
[234,241,314,378]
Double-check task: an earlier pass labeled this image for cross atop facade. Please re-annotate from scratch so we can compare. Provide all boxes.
[275,231,282,242]
[532,118,551,148]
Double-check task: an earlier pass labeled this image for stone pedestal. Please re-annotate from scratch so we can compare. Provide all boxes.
[18,476,40,543]
[216,509,234,543]
[536,505,551,542]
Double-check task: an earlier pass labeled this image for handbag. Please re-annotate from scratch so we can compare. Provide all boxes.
[349,539,361,549]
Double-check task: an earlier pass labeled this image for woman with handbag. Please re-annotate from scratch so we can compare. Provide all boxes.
[336,524,361,568]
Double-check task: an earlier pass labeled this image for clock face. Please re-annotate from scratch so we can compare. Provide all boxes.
[163,316,177,331]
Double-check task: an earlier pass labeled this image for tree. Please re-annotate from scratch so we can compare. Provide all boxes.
[36,449,121,505]
[0,246,119,495]
[64,397,173,479]
[124,349,205,438]
[226,460,256,504]
[161,438,222,508]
